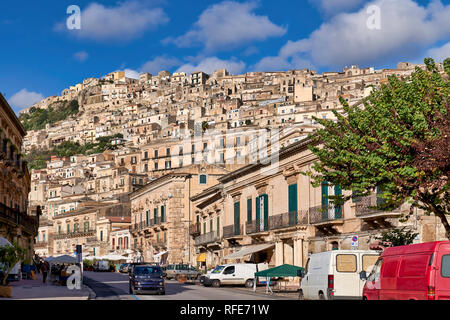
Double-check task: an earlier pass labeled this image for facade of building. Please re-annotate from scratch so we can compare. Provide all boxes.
[0,93,37,260]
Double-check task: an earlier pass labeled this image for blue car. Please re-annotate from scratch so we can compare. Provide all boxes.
[129,265,165,295]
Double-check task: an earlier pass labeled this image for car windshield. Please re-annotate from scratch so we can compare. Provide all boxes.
[212,266,225,274]
[134,266,162,277]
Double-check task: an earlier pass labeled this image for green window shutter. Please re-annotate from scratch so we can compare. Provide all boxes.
[203,222,206,234]
[263,194,269,231]
[256,196,261,232]
[154,208,158,224]
[216,217,220,235]
[67,224,70,233]
[321,181,329,220]
[210,219,213,233]
[161,206,165,223]
[146,211,150,226]
[247,198,252,222]
[234,202,240,235]
[58,226,61,234]
[334,185,342,219]
[164,232,167,243]
[288,184,298,225]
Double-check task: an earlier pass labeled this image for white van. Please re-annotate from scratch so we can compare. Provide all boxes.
[299,250,380,300]
[204,263,269,288]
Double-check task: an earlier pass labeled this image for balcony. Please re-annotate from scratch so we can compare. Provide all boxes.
[309,204,344,225]
[189,223,201,236]
[354,195,402,224]
[194,231,221,246]
[223,224,244,239]
[34,241,48,249]
[0,203,38,235]
[246,211,308,235]
[53,229,95,240]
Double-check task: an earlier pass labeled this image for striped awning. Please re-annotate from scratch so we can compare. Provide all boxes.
[223,243,275,260]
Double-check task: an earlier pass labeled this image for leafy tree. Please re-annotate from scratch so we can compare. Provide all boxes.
[307,58,450,238]
[376,227,419,247]
[0,242,26,286]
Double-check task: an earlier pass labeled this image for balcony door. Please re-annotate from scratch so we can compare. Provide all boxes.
[288,184,298,225]
[256,194,268,232]
[234,202,240,235]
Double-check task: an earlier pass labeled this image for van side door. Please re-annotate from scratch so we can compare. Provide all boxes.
[435,243,450,300]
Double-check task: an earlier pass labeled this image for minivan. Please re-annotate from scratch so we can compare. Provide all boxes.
[298,250,380,300]
[203,263,269,288]
[165,264,201,280]
[361,241,450,300]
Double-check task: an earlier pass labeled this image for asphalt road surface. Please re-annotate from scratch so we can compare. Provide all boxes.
[83,271,291,300]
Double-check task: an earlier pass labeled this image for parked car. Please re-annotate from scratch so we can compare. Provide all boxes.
[93,260,110,272]
[165,264,201,280]
[203,263,269,288]
[361,241,450,300]
[298,250,380,300]
[129,264,165,295]
[119,264,130,273]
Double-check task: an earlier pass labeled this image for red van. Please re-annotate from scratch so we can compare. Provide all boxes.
[361,241,450,300]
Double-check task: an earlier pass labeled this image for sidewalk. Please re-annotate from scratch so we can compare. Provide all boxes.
[0,272,92,300]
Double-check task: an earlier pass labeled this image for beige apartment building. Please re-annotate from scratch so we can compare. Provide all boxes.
[190,138,449,272]
[130,164,230,265]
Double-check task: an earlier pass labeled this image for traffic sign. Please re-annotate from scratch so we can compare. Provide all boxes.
[351,235,359,248]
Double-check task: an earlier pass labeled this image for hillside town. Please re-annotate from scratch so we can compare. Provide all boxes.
[0,52,448,303]
[7,60,444,274]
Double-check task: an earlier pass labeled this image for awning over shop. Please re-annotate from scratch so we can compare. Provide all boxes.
[223,243,274,260]
[254,264,304,278]
[196,253,207,262]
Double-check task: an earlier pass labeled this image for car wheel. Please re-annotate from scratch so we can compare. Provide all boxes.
[245,279,254,288]
[298,290,304,300]
[159,291,166,295]
[319,292,325,300]
[212,280,220,288]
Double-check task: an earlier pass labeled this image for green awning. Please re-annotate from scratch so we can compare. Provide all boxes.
[254,264,304,278]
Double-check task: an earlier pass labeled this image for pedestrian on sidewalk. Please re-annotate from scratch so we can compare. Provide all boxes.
[41,261,50,284]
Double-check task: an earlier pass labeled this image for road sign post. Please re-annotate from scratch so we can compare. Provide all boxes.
[351,235,359,250]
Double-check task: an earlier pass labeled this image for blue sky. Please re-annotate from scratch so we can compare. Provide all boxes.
[1,0,449,112]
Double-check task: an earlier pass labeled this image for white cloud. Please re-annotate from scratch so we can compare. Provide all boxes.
[425,42,450,63]
[165,1,286,52]
[176,57,246,75]
[9,89,44,110]
[74,51,89,62]
[310,0,366,16]
[123,69,140,79]
[141,56,182,74]
[255,0,450,70]
[56,1,169,41]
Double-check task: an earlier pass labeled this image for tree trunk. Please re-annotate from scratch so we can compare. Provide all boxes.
[433,207,450,240]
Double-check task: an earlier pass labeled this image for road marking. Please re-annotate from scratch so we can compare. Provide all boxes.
[131,294,140,300]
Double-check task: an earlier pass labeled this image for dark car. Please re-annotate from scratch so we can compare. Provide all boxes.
[119,263,130,273]
[129,265,165,295]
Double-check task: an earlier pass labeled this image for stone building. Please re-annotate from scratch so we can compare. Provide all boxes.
[130,164,229,265]
[0,93,37,260]
[190,137,449,272]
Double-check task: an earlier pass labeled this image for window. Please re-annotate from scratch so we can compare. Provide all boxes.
[154,150,159,158]
[166,148,171,156]
[144,151,148,159]
[161,206,166,223]
[382,258,399,278]
[247,198,252,221]
[367,258,383,281]
[362,255,380,273]
[442,255,450,278]
[223,266,235,275]
[199,174,207,185]
[336,254,357,272]
[84,222,89,232]
[154,162,159,170]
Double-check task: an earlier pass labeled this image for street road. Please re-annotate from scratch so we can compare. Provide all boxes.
[83,271,292,300]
